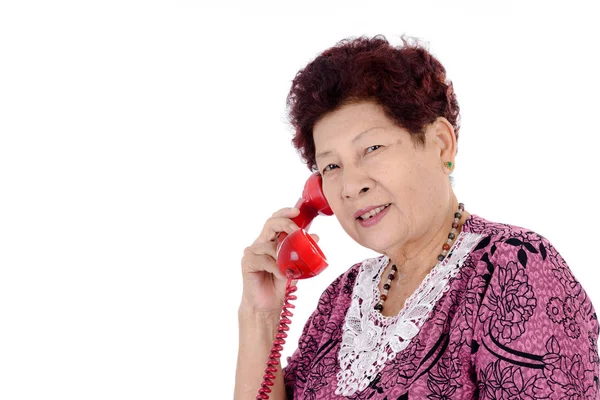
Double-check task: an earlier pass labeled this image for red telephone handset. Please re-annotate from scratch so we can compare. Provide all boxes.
[275,172,333,280]
[256,173,333,399]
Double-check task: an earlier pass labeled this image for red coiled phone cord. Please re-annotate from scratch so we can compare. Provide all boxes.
[256,278,297,399]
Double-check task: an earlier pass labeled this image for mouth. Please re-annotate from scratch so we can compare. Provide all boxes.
[356,203,391,220]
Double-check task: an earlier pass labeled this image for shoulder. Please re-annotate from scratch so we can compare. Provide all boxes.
[465,215,598,348]
[459,214,599,344]
[463,213,546,243]
[463,213,564,271]
[463,214,590,313]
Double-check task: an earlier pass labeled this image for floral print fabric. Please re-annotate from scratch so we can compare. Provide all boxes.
[282,214,600,399]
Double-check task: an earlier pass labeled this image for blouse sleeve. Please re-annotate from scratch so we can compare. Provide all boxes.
[472,234,600,399]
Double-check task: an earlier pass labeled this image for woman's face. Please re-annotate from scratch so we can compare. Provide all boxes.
[313,100,456,256]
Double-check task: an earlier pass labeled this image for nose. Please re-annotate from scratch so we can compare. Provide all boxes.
[341,167,371,199]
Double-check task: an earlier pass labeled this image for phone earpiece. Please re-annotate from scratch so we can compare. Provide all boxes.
[302,172,333,217]
[276,229,328,279]
[276,172,332,280]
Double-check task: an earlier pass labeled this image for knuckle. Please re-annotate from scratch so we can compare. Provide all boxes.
[266,217,279,228]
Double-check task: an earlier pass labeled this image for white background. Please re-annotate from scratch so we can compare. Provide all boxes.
[1,1,598,399]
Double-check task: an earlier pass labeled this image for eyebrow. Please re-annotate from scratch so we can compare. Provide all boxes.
[315,127,385,161]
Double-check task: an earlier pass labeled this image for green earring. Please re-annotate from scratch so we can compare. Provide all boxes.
[445,161,453,170]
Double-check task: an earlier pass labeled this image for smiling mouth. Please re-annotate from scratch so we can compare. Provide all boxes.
[357,204,391,220]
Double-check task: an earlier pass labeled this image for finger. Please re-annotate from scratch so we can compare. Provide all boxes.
[244,241,277,260]
[265,223,300,243]
[241,251,285,280]
[310,233,320,243]
[258,216,301,243]
[271,207,300,218]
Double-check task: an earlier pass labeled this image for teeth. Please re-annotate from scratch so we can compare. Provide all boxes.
[359,204,390,220]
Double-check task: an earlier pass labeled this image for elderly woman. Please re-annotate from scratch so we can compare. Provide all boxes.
[234,35,600,399]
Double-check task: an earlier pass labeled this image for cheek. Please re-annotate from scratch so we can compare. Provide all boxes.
[403,160,436,187]
[384,164,420,193]
[322,182,341,213]
[322,182,333,203]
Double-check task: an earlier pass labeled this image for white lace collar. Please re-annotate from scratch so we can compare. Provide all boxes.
[335,231,484,396]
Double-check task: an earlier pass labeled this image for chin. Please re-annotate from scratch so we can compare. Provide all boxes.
[352,231,393,253]
[351,219,405,253]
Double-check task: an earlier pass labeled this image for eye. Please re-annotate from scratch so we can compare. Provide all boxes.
[322,164,339,174]
[366,145,382,154]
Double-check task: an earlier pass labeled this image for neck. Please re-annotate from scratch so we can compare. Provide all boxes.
[385,196,469,282]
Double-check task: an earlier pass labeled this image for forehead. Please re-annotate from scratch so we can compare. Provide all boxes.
[313,101,397,157]
[313,101,392,142]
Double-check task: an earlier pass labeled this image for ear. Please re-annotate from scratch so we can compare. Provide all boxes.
[430,117,457,169]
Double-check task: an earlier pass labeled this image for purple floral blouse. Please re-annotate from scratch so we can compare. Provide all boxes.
[282,214,600,399]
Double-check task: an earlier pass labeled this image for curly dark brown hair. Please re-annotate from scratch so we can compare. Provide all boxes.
[286,34,461,172]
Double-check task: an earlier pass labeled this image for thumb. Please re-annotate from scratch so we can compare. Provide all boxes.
[310,233,320,243]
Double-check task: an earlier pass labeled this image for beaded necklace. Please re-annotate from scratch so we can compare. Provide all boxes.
[374,203,465,313]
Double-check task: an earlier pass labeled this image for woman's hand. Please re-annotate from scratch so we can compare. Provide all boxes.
[240,207,318,315]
